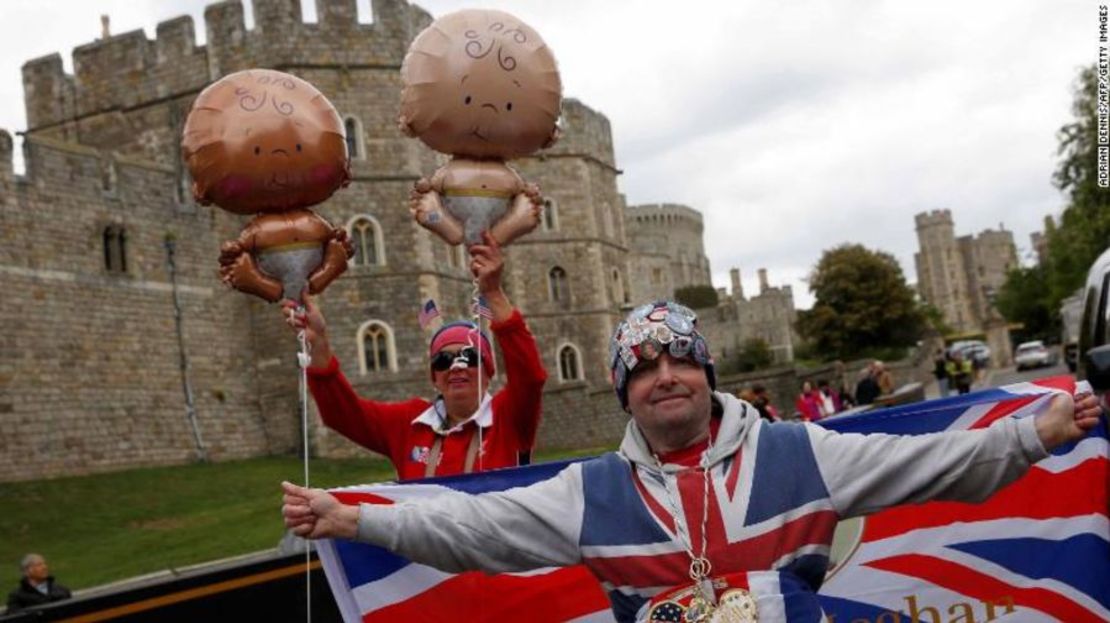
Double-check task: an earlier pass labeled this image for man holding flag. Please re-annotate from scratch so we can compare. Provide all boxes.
[282,232,547,480]
[283,301,1103,622]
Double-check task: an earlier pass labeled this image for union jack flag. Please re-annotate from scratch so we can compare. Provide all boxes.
[315,376,1108,622]
[817,376,1110,622]
[317,461,615,622]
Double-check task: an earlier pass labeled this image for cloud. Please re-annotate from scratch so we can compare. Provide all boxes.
[0,0,1094,310]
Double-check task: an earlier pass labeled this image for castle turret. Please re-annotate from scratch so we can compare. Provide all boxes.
[730,267,744,301]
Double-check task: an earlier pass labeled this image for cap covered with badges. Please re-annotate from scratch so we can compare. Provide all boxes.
[609,301,716,409]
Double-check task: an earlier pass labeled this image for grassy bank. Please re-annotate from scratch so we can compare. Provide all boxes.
[0,448,606,593]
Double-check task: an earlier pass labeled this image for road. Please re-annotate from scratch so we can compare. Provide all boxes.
[985,361,1070,388]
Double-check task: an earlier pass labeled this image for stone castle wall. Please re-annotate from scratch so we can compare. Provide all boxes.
[0,132,276,480]
[2,0,645,480]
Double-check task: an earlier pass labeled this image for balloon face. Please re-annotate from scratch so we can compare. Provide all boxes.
[182,69,350,214]
[400,10,562,159]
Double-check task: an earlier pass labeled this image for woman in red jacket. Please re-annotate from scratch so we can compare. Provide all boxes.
[283,233,547,480]
[794,380,826,422]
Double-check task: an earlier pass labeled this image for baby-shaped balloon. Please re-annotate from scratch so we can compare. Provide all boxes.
[399,9,563,246]
[182,69,354,303]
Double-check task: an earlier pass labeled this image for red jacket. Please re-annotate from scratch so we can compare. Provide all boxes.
[306,310,547,480]
[794,391,824,422]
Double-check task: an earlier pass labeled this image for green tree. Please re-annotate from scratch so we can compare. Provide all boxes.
[674,284,719,309]
[997,65,1110,329]
[1045,65,1110,305]
[796,244,926,360]
[919,302,952,337]
[995,265,1059,343]
[735,338,773,372]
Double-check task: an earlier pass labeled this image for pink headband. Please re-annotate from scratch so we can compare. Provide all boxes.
[429,324,495,376]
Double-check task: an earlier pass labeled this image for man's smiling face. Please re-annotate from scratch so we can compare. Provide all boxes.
[626,353,713,441]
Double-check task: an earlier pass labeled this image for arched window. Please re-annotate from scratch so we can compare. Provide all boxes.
[558,343,582,382]
[357,320,397,375]
[542,198,558,232]
[102,225,127,273]
[344,116,364,160]
[347,215,385,266]
[548,266,568,302]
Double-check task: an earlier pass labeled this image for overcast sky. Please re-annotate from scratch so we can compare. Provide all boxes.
[0,1,1097,308]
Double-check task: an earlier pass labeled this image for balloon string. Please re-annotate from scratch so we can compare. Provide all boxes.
[296,321,312,623]
[471,277,484,473]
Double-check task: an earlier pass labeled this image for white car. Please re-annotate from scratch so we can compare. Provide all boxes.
[949,340,991,367]
[1014,341,1054,371]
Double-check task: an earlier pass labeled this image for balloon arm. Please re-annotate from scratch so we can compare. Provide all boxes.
[222,225,260,258]
[307,238,350,296]
[220,253,284,302]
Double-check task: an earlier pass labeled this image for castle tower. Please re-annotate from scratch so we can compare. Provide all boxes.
[624,203,712,303]
[960,225,1017,325]
[914,209,977,334]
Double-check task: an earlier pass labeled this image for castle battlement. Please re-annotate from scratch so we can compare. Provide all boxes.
[914,209,953,230]
[22,0,432,130]
[626,203,705,232]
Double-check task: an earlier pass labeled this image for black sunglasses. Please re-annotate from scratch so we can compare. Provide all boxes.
[430,347,480,372]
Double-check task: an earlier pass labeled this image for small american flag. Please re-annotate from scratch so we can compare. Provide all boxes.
[417,299,440,329]
[471,295,493,320]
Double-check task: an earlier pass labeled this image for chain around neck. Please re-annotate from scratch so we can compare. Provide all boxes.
[652,429,715,585]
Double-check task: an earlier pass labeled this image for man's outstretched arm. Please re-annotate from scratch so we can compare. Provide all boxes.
[282,462,586,574]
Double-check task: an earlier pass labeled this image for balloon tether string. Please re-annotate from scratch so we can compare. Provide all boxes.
[470,277,484,472]
[296,311,312,623]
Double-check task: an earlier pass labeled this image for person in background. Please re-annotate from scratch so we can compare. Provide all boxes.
[837,383,856,410]
[948,352,974,395]
[874,360,895,396]
[794,380,825,421]
[751,383,780,421]
[855,364,881,406]
[817,379,842,416]
[934,348,950,398]
[6,554,71,613]
[282,233,547,480]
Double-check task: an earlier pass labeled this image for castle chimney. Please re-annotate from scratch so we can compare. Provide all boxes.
[758,268,769,293]
[730,268,744,301]
[101,15,111,39]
